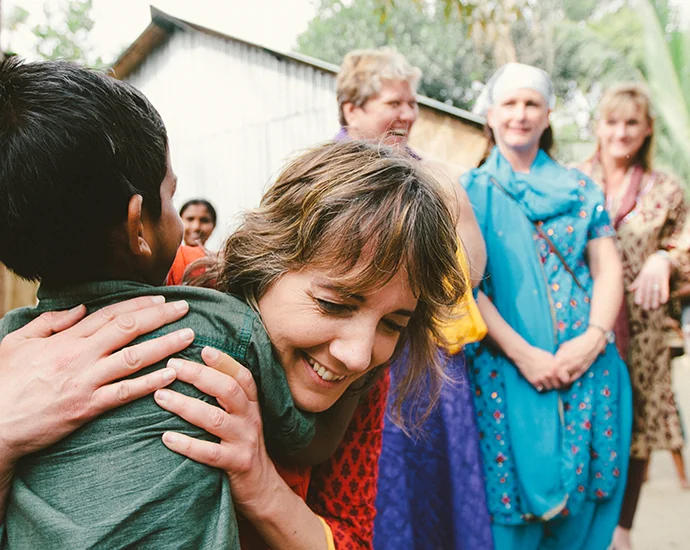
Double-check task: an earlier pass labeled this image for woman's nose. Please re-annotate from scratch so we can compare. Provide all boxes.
[399,104,417,123]
[329,327,375,374]
[614,123,628,138]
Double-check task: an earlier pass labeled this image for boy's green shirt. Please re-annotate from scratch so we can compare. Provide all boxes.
[0,281,315,549]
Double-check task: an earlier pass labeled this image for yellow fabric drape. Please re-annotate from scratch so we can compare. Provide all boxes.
[437,249,487,353]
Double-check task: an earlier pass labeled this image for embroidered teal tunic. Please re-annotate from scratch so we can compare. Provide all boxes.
[463,148,633,548]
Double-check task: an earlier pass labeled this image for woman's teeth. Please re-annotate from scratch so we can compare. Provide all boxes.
[306,356,346,382]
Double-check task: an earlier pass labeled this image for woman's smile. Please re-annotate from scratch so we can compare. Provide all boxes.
[303,353,347,382]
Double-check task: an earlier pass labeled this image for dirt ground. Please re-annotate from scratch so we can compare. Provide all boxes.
[631,356,690,550]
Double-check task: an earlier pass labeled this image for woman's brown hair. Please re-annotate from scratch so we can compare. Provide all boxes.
[207,140,467,430]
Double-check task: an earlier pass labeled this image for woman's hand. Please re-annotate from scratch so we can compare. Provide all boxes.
[555,329,605,384]
[628,252,672,310]
[512,345,569,391]
[155,348,335,549]
[155,348,280,515]
[0,296,193,465]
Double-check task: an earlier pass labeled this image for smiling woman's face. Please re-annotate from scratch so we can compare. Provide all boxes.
[344,79,418,146]
[257,266,418,412]
[596,100,651,165]
[487,88,550,157]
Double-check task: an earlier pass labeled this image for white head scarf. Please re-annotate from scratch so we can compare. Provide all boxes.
[473,63,555,117]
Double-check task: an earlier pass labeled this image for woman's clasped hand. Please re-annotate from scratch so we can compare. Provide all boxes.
[628,251,672,310]
[513,332,605,391]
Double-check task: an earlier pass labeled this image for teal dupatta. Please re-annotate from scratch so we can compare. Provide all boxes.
[465,148,591,519]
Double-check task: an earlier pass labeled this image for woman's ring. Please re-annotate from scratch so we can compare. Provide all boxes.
[536,385,544,393]
[652,283,660,291]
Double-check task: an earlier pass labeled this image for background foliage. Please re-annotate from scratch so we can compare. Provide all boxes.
[297,0,690,182]
[2,0,688,182]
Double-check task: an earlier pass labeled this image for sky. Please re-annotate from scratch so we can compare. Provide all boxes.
[1,0,318,63]
[4,0,690,63]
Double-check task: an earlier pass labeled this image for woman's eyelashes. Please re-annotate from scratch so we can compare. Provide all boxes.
[313,296,406,332]
[382,319,405,333]
[315,297,352,314]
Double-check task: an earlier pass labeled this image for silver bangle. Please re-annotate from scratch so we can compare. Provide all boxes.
[589,323,615,344]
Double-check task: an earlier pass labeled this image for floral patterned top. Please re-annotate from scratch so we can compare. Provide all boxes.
[580,160,690,458]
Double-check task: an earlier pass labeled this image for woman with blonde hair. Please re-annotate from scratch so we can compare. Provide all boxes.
[465,62,632,549]
[578,82,690,550]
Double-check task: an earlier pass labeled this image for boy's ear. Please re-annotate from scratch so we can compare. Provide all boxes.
[126,194,152,257]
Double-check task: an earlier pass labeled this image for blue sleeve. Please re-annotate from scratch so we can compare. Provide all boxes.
[588,202,615,241]
[571,170,615,241]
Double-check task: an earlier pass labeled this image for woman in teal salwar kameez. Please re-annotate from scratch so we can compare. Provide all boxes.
[464,63,633,549]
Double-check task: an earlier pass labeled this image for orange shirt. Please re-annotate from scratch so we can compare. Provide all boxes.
[165,245,207,286]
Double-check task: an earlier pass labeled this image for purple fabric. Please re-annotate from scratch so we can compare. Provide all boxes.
[374,352,494,550]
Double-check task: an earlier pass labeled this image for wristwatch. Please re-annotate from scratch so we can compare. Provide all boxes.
[589,323,615,344]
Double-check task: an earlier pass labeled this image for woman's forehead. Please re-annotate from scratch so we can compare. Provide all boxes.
[601,97,646,119]
[497,87,546,104]
[304,254,411,293]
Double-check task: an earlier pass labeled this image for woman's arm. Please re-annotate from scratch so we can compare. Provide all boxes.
[555,237,623,382]
[477,291,567,390]
[630,179,690,309]
[454,185,487,287]
[424,160,487,287]
[157,351,332,550]
[0,296,193,519]
[586,236,624,333]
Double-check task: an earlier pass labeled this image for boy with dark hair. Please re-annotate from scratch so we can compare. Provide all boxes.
[0,58,313,549]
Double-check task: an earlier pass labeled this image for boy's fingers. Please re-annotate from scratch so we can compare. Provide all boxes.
[93,328,195,385]
[202,347,259,403]
[67,296,168,338]
[88,367,178,418]
[88,300,190,354]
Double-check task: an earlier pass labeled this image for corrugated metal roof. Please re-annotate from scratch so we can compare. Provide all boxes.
[111,5,484,128]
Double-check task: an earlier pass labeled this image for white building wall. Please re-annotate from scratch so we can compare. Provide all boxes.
[125,30,340,250]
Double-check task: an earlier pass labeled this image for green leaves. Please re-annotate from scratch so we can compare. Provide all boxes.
[0,0,104,67]
[296,0,490,110]
[637,0,690,183]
